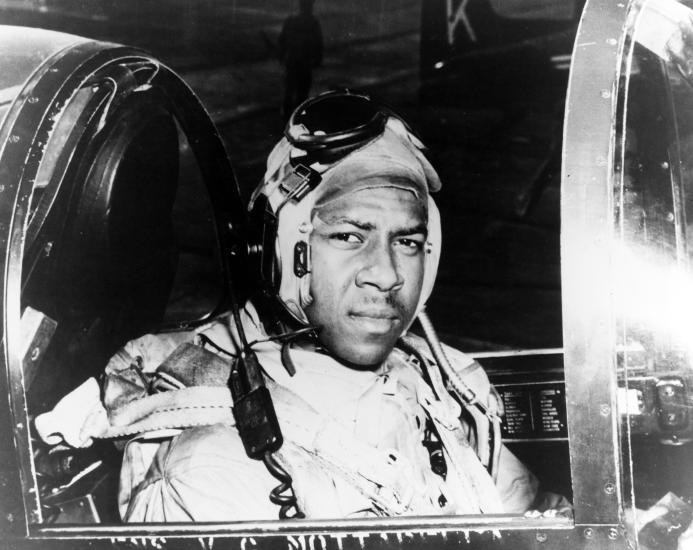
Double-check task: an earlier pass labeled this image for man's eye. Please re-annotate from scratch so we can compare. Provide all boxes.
[331,232,362,244]
[396,238,424,252]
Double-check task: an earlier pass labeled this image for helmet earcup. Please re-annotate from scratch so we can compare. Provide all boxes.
[246,195,280,293]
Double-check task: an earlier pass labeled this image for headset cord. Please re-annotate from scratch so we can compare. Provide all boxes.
[263,452,304,519]
[225,286,305,518]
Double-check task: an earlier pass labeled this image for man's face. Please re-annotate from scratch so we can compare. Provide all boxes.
[305,186,427,368]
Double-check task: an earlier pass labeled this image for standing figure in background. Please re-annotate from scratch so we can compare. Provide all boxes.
[278,0,323,120]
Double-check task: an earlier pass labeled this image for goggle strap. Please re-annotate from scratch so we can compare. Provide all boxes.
[278,164,322,203]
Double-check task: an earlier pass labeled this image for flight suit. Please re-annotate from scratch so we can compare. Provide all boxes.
[36,304,539,521]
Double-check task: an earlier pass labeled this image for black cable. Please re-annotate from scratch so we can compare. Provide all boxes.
[280,340,297,377]
[263,452,304,519]
[248,326,317,348]
[226,271,249,353]
[223,226,300,517]
[197,333,236,357]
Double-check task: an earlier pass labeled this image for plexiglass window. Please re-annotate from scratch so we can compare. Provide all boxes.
[615,0,693,522]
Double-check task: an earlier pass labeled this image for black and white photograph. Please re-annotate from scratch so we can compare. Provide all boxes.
[0,0,692,548]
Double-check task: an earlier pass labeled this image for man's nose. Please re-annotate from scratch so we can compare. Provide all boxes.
[355,243,403,292]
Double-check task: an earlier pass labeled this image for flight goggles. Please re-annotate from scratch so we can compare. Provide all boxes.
[255,89,424,212]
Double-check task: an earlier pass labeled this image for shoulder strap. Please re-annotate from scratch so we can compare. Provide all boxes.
[398,333,502,473]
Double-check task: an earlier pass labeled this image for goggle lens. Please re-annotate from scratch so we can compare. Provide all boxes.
[285,90,388,156]
[292,93,380,135]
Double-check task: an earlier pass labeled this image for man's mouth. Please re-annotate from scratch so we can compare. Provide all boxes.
[349,309,400,334]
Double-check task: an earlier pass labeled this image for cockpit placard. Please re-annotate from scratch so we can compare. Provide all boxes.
[496,382,567,440]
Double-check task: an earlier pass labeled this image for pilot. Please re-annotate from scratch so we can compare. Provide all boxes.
[36,91,565,521]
